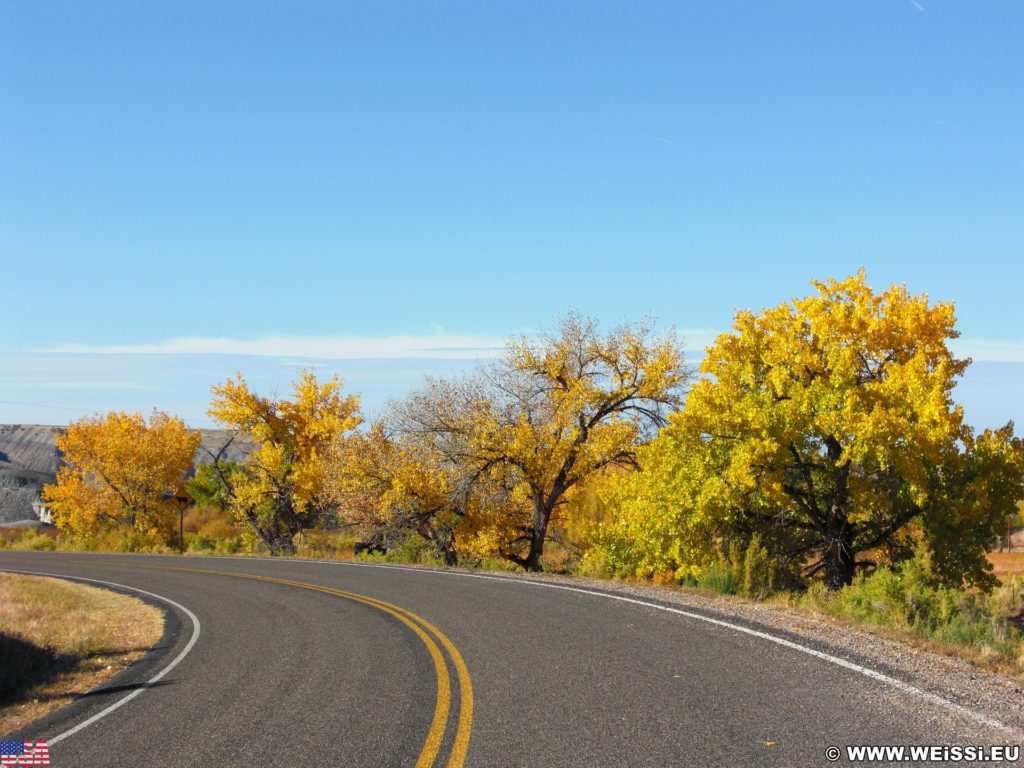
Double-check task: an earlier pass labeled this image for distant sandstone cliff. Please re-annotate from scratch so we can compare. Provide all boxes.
[0,424,253,524]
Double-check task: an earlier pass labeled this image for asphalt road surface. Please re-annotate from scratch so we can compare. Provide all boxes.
[0,551,1016,767]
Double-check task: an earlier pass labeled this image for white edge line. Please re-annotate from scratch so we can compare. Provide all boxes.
[0,568,202,746]
[322,559,1020,736]
[20,552,1020,736]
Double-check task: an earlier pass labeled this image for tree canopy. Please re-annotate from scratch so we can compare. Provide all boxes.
[43,410,200,542]
[328,423,461,562]
[391,313,689,570]
[36,278,1024,594]
[594,272,1024,589]
[207,370,361,554]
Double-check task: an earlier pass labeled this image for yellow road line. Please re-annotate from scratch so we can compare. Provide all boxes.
[72,560,473,768]
[274,576,475,768]
[217,571,451,768]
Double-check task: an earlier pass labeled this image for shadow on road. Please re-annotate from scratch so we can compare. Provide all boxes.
[77,679,176,698]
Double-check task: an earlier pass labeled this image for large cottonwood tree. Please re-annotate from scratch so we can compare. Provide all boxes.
[44,410,200,542]
[393,314,689,570]
[329,422,462,563]
[206,370,361,554]
[604,272,1024,589]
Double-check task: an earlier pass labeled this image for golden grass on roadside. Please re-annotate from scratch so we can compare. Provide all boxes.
[988,552,1024,577]
[776,570,1024,681]
[0,574,164,734]
[783,603,1024,681]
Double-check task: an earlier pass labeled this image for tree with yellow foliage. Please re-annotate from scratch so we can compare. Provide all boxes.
[394,314,689,570]
[598,272,1024,589]
[43,410,200,543]
[328,422,461,563]
[206,370,361,554]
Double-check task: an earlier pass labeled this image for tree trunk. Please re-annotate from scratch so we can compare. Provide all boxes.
[438,541,458,566]
[253,521,297,556]
[822,532,856,589]
[822,438,854,589]
[425,526,458,566]
[522,498,552,571]
[268,533,296,556]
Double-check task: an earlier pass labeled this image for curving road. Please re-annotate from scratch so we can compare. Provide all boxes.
[0,551,1015,767]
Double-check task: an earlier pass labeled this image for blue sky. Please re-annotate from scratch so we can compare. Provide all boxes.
[2,1,1022,428]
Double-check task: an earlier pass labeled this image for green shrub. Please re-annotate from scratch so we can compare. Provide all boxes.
[189,533,216,552]
[571,549,614,579]
[215,536,243,555]
[699,535,779,597]
[355,534,446,566]
[701,561,738,595]
[105,529,169,553]
[66,533,100,551]
[9,528,57,551]
[734,535,778,599]
[797,551,1024,662]
[469,555,522,573]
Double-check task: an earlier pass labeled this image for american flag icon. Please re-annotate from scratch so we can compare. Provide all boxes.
[0,740,50,767]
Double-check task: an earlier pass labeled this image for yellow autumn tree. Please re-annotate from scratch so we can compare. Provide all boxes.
[328,422,460,563]
[584,440,718,583]
[43,410,200,544]
[393,313,689,570]
[595,271,1024,589]
[206,370,361,554]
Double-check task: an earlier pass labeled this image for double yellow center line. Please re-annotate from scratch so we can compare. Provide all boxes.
[78,561,473,768]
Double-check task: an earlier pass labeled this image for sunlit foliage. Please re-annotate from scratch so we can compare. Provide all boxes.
[329,423,460,563]
[593,272,1024,589]
[392,313,689,570]
[206,370,361,554]
[43,411,200,544]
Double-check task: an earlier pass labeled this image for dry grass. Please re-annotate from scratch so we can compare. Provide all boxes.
[0,574,164,734]
[988,551,1024,577]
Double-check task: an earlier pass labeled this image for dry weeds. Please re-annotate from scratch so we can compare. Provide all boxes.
[0,573,164,734]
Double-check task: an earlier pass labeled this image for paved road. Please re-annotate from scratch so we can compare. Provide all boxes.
[0,551,1014,767]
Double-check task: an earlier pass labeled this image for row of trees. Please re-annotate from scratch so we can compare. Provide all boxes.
[44,272,1024,590]
[331,316,688,570]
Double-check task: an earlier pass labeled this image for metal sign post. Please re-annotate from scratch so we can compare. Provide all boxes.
[169,490,192,556]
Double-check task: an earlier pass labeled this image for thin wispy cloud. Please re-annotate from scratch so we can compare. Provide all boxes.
[43,332,509,361]
[676,327,721,354]
[952,338,1024,364]
[35,328,1024,367]
[907,0,925,12]
[7,331,1023,430]
[36,380,152,391]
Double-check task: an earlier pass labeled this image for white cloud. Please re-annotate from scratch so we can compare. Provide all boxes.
[952,338,1024,363]
[677,327,722,354]
[42,332,508,361]
[39,329,1020,364]
[41,326,722,362]
[36,380,153,390]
